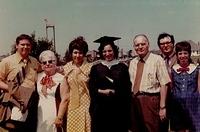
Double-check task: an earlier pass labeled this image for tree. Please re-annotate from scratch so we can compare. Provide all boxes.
[63,49,71,64]
[32,39,53,60]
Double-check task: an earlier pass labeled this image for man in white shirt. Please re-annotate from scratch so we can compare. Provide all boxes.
[129,34,171,132]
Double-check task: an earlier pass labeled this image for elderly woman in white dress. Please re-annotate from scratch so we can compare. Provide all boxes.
[37,50,69,132]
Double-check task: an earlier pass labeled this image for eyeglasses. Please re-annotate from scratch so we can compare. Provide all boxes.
[42,60,55,65]
[159,41,172,46]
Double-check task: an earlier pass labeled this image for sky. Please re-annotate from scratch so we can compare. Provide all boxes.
[0,0,200,56]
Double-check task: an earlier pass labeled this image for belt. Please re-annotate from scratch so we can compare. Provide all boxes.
[134,91,160,97]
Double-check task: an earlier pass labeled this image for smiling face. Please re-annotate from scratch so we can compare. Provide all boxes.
[41,56,57,75]
[40,51,57,75]
[159,36,174,56]
[72,49,84,66]
[177,50,189,67]
[16,39,32,59]
[102,44,115,62]
[133,35,149,58]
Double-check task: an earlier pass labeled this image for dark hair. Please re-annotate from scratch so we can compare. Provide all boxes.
[67,36,88,56]
[16,34,33,45]
[175,41,192,63]
[98,42,119,60]
[157,32,175,47]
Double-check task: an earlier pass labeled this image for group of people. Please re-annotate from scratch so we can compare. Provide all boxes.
[0,32,199,132]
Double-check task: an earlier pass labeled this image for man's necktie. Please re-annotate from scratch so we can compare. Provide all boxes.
[133,59,145,94]
[21,60,27,81]
[165,56,170,67]
[16,60,27,85]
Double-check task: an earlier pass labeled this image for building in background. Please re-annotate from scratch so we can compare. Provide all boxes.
[188,40,200,64]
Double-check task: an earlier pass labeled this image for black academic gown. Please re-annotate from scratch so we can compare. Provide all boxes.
[89,62,131,132]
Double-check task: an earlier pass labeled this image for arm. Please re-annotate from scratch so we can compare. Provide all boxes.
[198,69,200,93]
[160,84,167,109]
[157,57,170,120]
[98,89,115,95]
[89,66,98,99]
[90,66,114,96]
[159,84,167,120]
[128,60,134,89]
[89,66,98,115]
[0,80,9,92]
[54,77,70,127]
[0,60,9,92]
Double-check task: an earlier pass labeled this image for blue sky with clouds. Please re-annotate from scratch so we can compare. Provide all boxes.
[0,0,200,55]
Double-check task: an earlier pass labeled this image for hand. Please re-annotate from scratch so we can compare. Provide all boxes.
[108,89,115,95]
[54,117,63,128]
[98,89,115,96]
[159,108,166,121]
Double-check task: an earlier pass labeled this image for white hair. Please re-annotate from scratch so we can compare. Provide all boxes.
[39,50,57,63]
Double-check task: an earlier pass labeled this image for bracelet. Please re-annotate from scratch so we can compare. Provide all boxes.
[160,106,166,110]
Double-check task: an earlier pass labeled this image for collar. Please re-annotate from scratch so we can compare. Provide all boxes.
[66,59,89,78]
[15,52,23,64]
[173,63,197,74]
[162,51,176,60]
[67,59,88,73]
[15,52,31,64]
[101,59,119,68]
[71,58,87,68]
[137,52,150,62]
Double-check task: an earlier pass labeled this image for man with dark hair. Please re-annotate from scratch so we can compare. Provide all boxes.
[0,34,40,132]
[157,32,177,132]
[157,33,177,73]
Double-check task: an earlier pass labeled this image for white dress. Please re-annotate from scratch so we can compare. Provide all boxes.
[36,72,64,132]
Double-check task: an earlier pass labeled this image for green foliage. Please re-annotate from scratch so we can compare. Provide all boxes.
[30,33,64,65]
[64,49,71,64]
[31,38,54,60]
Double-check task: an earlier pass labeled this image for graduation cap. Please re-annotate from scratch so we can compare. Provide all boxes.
[94,36,121,45]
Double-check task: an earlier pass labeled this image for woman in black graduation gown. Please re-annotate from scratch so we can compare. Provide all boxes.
[89,36,132,132]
